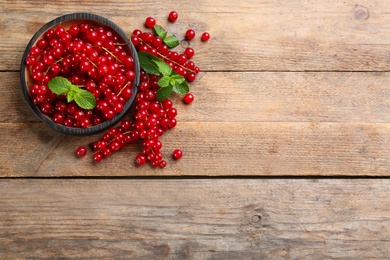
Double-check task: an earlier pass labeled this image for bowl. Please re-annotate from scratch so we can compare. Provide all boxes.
[20,13,140,135]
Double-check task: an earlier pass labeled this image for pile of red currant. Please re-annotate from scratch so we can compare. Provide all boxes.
[77,11,210,168]
[25,23,136,128]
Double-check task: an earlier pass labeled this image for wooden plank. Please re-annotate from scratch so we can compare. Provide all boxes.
[3,0,390,71]
[0,178,389,259]
[5,71,390,123]
[1,121,389,177]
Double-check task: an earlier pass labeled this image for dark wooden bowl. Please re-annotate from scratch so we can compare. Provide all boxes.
[20,13,139,135]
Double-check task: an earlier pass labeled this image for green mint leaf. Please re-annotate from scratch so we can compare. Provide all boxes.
[48,77,71,95]
[169,78,176,87]
[153,26,167,39]
[157,84,174,101]
[74,89,96,109]
[173,80,190,94]
[158,76,171,88]
[67,90,75,103]
[70,84,80,93]
[154,59,172,76]
[138,52,161,75]
[171,73,185,84]
[164,35,180,48]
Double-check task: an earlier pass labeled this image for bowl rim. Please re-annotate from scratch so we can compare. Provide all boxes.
[20,12,140,135]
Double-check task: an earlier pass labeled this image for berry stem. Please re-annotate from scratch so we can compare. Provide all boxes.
[101,46,122,64]
[116,81,131,96]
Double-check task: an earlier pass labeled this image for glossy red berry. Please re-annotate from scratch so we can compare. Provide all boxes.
[76,146,87,157]
[173,149,183,160]
[160,160,167,168]
[168,11,178,22]
[201,32,210,41]
[136,153,147,165]
[93,152,104,162]
[184,48,195,59]
[185,29,196,40]
[187,73,196,82]
[145,17,156,28]
[183,93,194,104]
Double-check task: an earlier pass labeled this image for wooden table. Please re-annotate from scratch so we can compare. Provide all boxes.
[1,0,389,258]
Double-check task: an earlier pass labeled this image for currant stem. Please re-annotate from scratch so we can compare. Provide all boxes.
[116,81,131,97]
[101,46,122,64]
[45,57,64,74]
[86,57,98,68]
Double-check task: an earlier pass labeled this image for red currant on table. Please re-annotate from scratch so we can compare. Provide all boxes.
[184,47,195,59]
[159,160,167,168]
[168,11,178,22]
[76,146,87,157]
[183,93,194,104]
[145,17,156,28]
[136,153,147,165]
[185,29,196,40]
[201,32,210,41]
[93,152,103,162]
[173,149,183,160]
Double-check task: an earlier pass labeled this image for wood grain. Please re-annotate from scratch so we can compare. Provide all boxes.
[1,121,389,177]
[0,178,389,259]
[3,0,390,72]
[2,0,390,257]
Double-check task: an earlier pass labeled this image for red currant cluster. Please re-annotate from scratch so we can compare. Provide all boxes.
[25,23,136,128]
[131,29,200,83]
[89,74,180,167]
[77,11,210,168]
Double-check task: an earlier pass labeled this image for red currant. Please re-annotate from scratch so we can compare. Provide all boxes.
[167,107,177,118]
[184,48,195,59]
[168,11,178,22]
[173,149,183,160]
[201,32,210,41]
[93,152,104,162]
[183,93,194,104]
[187,73,196,82]
[76,146,87,157]
[185,29,196,40]
[160,160,167,168]
[145,17,156,28]
[136,153,147,165]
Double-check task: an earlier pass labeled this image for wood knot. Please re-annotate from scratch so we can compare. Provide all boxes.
[251,214,262,223]
[353,4,370,21]
[180,39,190,48]
[244,206,269,228]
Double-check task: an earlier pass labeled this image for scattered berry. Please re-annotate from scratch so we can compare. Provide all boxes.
[183,93,194,104]
[173,149,183,160]
[145,17,156,28]
[76,146,87,157]
[168,11,178,22]
[185,29,196,40]
[201,32,210,41]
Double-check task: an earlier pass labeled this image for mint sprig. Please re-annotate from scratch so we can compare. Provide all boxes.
[48,77,96,110]
[153,25,180,48]
[138,52,189,101]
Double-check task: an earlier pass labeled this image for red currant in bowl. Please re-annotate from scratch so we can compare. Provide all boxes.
[21,13,140,135]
